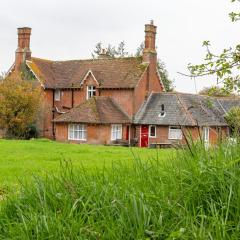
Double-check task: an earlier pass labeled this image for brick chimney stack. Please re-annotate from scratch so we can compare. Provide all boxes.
[15,27,32,70]
[142,21,164,93]
[143,20,157,63]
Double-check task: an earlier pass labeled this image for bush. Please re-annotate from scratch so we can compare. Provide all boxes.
[23,124,39,139]
[225,106,240,135]
[0,75,41,139]
[0,141,240,239]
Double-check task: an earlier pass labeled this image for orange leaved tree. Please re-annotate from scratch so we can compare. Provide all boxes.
[0,75,42,139]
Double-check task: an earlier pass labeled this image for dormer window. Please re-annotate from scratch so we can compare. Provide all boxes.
[159,104,165,117]
[54,89,61,101]
[87,86,96,99]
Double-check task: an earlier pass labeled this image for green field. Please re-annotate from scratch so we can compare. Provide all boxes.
[0,139,173,187]
[1,139,240,239]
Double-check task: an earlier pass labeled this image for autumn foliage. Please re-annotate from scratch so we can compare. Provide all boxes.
[0,75,41,138]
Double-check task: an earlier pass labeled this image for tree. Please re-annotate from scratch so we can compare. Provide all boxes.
[135,42,174,91]
[157,60,174,92]
[188,0,240,93]
[92,41,174,91]
[0,74,42,139]
[92,41,128,58]
[199,86,233,97]
[225,106,240,134]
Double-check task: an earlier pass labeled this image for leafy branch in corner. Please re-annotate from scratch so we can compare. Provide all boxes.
[187,0,240,93]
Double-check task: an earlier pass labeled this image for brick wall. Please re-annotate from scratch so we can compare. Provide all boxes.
[55,123,129,145]
[133,66,164,115]
[42,89,54,139]
[135,125,230,147]
[100,89,134,117]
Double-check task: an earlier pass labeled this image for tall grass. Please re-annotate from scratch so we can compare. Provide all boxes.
[0,141,240,239]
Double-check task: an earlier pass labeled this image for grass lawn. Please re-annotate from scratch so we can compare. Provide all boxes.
[0,139,174,187]
[1,140,240,238]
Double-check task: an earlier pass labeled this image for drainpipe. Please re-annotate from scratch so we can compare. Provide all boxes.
[71,89,74,108]
[52,89,56,140]
[129,125,131,147]
[71,83,74,108]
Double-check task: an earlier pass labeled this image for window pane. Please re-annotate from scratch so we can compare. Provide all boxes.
[74,131,78,139]
[68,124,86,140]
[203,127,209,142]
[83,130,86,140]
[87,86,96,99]
[150,126,156,137]
[111,124,122,140]
[169,127,182,140]
[117,130,121,139]
[69,130,73,139]
[55,90,61,101]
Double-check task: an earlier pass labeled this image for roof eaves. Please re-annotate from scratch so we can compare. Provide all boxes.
[80,69,99,86]
[156,67,166,92]
[5,63,15,78]
[134,62,149,89]
[26,60,45,89]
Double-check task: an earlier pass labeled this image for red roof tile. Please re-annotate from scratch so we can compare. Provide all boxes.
[27,57,148,89]
[53,97,131,124]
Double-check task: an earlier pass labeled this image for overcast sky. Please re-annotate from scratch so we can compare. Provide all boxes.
[0,0,239,93]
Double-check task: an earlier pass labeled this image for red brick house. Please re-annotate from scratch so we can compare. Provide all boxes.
[6,22,240,147]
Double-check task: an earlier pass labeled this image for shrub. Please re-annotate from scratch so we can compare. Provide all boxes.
[0,75,41,139]
[225,106,240,135]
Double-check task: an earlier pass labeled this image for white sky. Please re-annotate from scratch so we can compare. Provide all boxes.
[0,0,239,93]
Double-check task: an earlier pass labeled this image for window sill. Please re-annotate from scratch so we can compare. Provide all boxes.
[68,139,87,141]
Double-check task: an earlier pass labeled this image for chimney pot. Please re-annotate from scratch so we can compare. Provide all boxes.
[98,48,111,59]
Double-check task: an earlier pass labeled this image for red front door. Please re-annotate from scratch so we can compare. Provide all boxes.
[126,126,130,141]
[141,125,149,147]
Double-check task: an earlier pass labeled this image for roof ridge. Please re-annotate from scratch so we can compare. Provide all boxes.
[31,57,54,63]
[152,91,240,101]
[32,56,141,63]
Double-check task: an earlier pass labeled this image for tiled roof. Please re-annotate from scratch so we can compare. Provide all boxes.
[53,96,131,124]
[134,92,240,126]
[27,57,148,89]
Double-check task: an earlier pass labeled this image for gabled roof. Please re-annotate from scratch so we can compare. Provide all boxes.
[26,57,148,89]
[134,92,240,127]
[53,96,131,124]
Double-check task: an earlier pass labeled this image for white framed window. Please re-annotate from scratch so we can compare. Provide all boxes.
[54,89,61,101]
[168,126,182,140]
[68,124,87,141]
[87,86,96,99]
[149,125,156,138]
[111,124,122,140]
